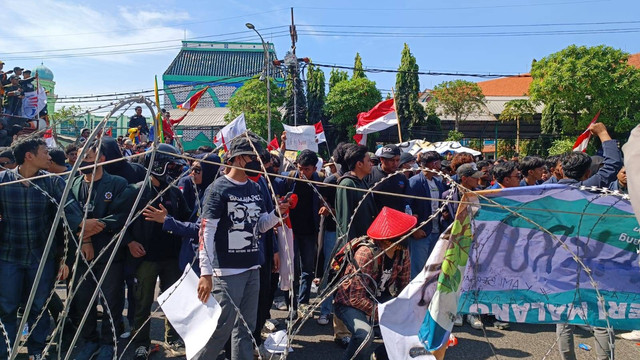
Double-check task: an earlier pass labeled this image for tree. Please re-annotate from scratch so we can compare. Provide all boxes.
[284,69,307,125]
[431,80,485,132]
[468,138,483,152]
[353,53,366,79]
[530,45,640,137]
[306,63,326,125]
[445,130,464,141]
[499,99,536,154]
[329,68,349,90]
[225,77,285,139]
[395,44,427,139]
[548,138,574,156]
[325,77,382,144]
[497,138,516,159]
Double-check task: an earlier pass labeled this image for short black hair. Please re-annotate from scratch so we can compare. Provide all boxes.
[492,161,518,184]
[296,149,318,167]
[0,147,15,163]
[197,145,214,153]
[333,142,355,170]
[12,138,46,165]
[518,156,545,176]
[545,155,560,170]
[476,160,491,170]
[344,144,368,171]
[562,152,592,180]
[65,143,78,155]
[48,148,66,166]
[270,153,281,168]
[419,151,441,166]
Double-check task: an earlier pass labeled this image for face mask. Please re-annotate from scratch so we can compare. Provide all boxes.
[244,159,262,177]
[410,163,419,171]
[79,161,96,174]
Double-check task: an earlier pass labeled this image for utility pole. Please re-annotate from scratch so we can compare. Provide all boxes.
[290,7,298,126]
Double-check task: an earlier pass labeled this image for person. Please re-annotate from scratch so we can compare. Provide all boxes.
[555,123,620,360]
[0,118,11,147]
[335,144,377,244]
[122,139,134,157]
[609,166,627,193]
[127,143,191,360]
[476,160,493,189]
[0,138,102,360]
[65,143,78,167]
[195,134,288,360]
[364,144,407,212]
[0,146,16,170]
[519,156,545,186]
[405,151,447,279]
[160,109,188,145]
[489,161,521,189]
[543,155,564,184]
[129,106,149,142]
[19,70,36,94]
[558,123,621,188]
[448,152,475,183]
[333,206,413,360]
[47,148,69,175]
[3,75,23,116]
[76,128,90,146]
[275,149,323,312]
[68,142,133,360]
[398,151,418,179]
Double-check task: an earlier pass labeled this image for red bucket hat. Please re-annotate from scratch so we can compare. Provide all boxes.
[367,206,417,241]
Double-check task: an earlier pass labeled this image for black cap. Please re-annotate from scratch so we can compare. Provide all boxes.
[399,151,416,166]
[457,163,484,179]
[49,149,67,167]
[227,132,264,159]
[378,144,401,159]
[13,67,23,72]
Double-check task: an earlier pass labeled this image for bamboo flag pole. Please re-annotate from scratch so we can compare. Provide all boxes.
[391,87,402,143]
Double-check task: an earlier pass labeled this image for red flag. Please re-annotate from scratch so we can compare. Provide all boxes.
[267,136,279,151]
[353,133,367,145]
[220,132,228,152]
[314,122,327,144]
[355,99,397,135]
[105,127,113,137]
[573,111,601,152]
[178,86,209,111]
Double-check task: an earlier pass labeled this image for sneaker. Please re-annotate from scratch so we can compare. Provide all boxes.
[317,314,330,326]
[95,345,115,360]
[164,339,186,357]
[620,330,640,341]
[453,314,463,327]
[134,346,149,360]
[75,341,100,360]
[274,301,288,311]
[467,315,483,330]
[334,336,351,349]
[493,320,510,330]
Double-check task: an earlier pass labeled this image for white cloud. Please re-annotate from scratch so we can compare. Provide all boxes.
[0,0,190,64]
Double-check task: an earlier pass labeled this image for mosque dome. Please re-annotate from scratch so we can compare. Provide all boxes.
[34,63,54,81]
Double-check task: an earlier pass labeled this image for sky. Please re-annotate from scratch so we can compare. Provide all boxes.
[3,0,640,116]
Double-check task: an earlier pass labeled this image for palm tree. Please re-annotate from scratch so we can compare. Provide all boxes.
[499,99,536,154]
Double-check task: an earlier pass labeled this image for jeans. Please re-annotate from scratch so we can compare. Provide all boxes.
[132,259,182,348]
[409,232,439,279]
[69,260,124,345]
[194,269,260,360]
[556,324,613,360]
[320,231,337,316]
[334,304,373,360]
[0,258,54,359]
[293,233,318,306]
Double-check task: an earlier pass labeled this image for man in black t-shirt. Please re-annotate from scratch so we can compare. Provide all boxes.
[128,106,149,141]
[365,144,407,212]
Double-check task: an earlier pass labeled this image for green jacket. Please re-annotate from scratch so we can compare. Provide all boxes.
[335,173,378,244]
[70,171,134,262]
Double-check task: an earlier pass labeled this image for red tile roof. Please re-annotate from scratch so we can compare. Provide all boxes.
[477,52,640,97]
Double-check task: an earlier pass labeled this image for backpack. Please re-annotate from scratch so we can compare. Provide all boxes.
[329,236,382,281]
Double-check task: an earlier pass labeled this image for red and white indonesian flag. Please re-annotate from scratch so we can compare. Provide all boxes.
[573,111,601,152]
[353,99,397,144]
[314,121,326,144]
[213,113,247,149]
[178,86,209,111]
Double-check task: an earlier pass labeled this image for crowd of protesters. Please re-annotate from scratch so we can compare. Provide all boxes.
[0,115,633,360]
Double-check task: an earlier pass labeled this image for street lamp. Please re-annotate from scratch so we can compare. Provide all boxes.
[246,23,272,140]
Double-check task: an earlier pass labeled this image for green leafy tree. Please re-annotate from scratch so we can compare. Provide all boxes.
[419,100,442,142]
[225,77,285,139]
[306,63,326,125]
[431,80,485,132]
[446,130,464,141]
[497,138,516,159]
[395,44,427,139]
[547,138,574,156]
[499,99,536,154]
[530,45,640,137]
[468,138,483,152]
[353,53,366,79]
[329,68,349,90]
[325,77,382,144]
